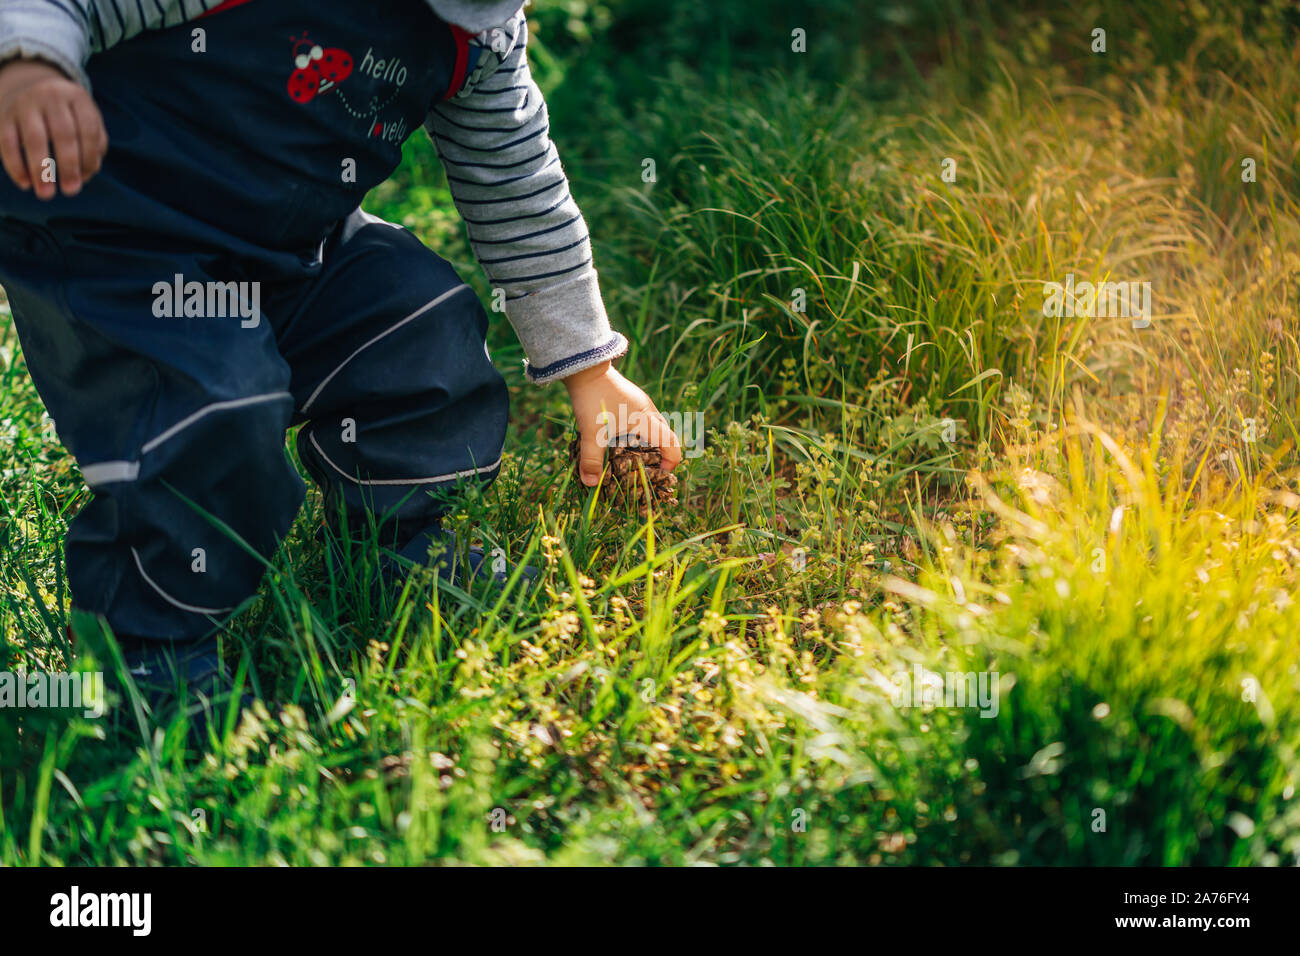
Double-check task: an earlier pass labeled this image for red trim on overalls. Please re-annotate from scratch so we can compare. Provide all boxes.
[441,25,474,101]
[200,0,255,17]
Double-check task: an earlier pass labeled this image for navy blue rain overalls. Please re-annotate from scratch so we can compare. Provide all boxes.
[0,0,509,642]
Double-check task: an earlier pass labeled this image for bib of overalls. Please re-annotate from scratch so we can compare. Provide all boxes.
[84,0,461,252]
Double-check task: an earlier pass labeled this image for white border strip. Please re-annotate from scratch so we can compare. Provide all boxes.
[131,547,235,616]
[142,391,292,455]
[81,460,141,486]
[78,392,292,487]
[299,285,471,414]
[309,431,502,486]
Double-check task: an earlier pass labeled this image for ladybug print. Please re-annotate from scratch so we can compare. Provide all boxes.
[286,33,353,104]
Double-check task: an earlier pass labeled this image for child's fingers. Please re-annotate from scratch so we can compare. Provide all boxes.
[70,94,107,179]
[644,409,682,472]
[45,101,83,195]
[16,108,52,198]
[577,432,605,487]
[655,415,684,472]
[624,403,681,471]
[0,120,30,189]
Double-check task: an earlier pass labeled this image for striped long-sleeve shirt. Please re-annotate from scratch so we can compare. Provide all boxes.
[0,0,627,384]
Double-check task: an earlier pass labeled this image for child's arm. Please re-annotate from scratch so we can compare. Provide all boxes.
[425,11,682,484]
[0,0,224,87]
[0,0,221,198]
[424,12,620,387]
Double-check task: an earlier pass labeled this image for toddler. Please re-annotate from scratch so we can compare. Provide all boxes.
[0,0,680,697]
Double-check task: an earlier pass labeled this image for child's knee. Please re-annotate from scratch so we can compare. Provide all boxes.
[65,396,307,639]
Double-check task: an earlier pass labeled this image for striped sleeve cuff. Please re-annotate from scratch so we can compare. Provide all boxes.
[526,333,628,385]
[507,270,628,384]
[0,5,92,88]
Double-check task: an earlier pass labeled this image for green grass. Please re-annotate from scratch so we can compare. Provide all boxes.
[1,0,1298,865]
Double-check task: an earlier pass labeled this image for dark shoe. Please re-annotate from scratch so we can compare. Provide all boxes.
[320,521,539,599]
[382,523,540,593]
[116,636,254,745]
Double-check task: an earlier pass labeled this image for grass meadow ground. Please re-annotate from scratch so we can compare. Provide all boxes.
[1,0,1299,865]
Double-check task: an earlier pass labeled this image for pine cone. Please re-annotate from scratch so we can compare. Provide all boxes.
[571,434,678,515]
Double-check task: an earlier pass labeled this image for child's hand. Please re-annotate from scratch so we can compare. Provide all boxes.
[564,361,683,486]
[0,59,108,200]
